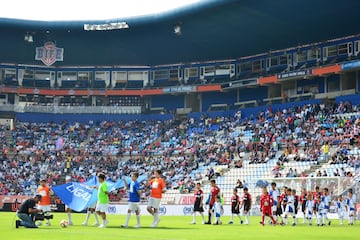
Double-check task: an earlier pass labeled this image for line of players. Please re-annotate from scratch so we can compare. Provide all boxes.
[18,173,357,228]
[268,182,356,226]
[191,180,357,226]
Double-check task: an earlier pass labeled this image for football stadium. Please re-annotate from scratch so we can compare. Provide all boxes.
[0,0,360,239]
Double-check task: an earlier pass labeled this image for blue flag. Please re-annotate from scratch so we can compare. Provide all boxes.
[53,182,97,212]
[54,174,148,211]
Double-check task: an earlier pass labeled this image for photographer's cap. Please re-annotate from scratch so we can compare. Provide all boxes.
[34,194,42,200]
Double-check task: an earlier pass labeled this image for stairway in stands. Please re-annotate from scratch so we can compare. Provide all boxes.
[4,129,15,159]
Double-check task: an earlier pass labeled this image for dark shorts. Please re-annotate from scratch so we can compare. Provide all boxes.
[243,205,251,212]
[194,202,204,212]
[301,203,306,212]
[276,206,283,215]
[231,206,240,214]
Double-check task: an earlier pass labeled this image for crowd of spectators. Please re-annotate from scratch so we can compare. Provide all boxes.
[0,101,359,199]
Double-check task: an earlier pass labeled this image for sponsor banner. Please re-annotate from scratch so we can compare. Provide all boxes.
[106,204,360,219]
[106,204,234,216]
[107,204,171,215]
[278,70,312,80]
[163,86,197,94]
[0,196,29,208]
[342,60,360,71]
[1,203,64,212]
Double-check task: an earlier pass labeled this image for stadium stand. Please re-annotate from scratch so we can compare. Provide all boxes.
[1,101,360,205]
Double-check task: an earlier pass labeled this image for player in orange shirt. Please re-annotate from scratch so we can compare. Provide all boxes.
[147,170,166,228]
[37,179,52,226]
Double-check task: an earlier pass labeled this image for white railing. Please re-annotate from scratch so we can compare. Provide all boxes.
[0,104,141,114]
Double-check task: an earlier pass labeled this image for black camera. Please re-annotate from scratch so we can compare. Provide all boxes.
[33,213,54,221]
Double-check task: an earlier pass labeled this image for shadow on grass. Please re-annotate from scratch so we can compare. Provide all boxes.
[106,226,192,230]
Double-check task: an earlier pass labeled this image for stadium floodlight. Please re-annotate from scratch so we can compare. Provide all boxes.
[84,21,129,31]
[27,35,33,42]
[174,22,182,36]
[174,25,181,36]
[24,32,33,42]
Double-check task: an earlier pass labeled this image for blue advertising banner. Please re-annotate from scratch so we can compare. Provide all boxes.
[342,60,360,70]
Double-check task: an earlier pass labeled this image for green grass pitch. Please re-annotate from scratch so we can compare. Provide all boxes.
[1,212,359,240]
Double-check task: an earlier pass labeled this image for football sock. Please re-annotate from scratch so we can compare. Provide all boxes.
[154,213,159,222]
[125,213,131,225]
[245,214,249,224]
[67,213,72,223]
[200,213,205,223]
[136,215,140,225]
[84,211,91,224]
[94,212,99,224]
[270,215,276,224]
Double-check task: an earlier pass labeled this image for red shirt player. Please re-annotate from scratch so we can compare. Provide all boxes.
[205,179,220,224]
[260,187,277,226]
[313,186,322,204]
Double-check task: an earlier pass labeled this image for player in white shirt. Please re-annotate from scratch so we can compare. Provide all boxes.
[284,188,296,226]
[321,188,332,226]
[336,195,346,225]
[212,195,224,225]
[305,193,314,226]
[316,196,325,226]
[346,189,356,225]
[270,182,282,224]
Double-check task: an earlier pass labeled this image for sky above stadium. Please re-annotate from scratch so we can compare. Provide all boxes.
[0,0,202,21]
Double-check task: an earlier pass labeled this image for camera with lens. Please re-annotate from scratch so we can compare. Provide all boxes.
[33,213,54,221]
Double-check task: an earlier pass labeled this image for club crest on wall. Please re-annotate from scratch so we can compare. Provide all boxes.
[35,42,64,66]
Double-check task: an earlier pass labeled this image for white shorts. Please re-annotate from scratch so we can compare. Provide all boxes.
[285,205,294,215]
[348,210,354,217]
[38,205,51,212]
[128,202,140,212]
[338,211,345,218]
[147,197,161,209]
[96,203,109,213]
[305,210,312,219]
[271,205,277,212]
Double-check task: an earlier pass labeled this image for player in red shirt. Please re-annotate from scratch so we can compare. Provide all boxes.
[228,188,241,224]
[260,187,276,226]
[240,187,252,224]
[300,188,307,224]
[313,186,322,204]
[205,179,220,224]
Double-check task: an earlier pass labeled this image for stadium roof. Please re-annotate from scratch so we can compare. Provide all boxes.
[0,0,360,66]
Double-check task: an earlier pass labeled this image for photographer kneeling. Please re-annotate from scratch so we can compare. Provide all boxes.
[16,194,45,228]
